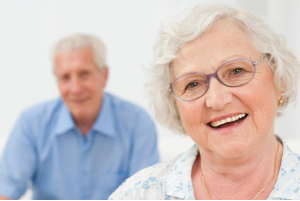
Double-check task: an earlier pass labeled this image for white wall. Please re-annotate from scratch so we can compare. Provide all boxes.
[0,1,300,198]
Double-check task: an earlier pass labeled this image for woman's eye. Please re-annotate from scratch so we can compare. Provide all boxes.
[231,68,244,75]
[185,82,199,91]
[188,82,198,88]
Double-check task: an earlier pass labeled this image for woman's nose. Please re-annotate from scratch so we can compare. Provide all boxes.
[205,78,233,111]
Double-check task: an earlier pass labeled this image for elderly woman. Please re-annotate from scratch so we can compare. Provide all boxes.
[109,4,300,200]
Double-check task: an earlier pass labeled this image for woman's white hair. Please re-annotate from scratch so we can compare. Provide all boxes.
[146,4,300,134]
[52,33,107,71]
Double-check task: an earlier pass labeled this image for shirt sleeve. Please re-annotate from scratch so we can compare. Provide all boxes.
[128,109,160,176]
[0,113,37,199]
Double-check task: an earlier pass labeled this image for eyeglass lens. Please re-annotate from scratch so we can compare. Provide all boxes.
[172,59,255,101]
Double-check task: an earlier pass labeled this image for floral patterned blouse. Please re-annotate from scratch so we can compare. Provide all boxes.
[109,141,300,200]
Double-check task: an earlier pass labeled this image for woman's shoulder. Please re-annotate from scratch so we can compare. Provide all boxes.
[109,144,198,200]
[109,159,175,199]
[268,141,300,199]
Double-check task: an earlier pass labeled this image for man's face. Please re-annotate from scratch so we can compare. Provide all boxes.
[54,48,108,123]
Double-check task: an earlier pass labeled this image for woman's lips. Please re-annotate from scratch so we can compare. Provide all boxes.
[208,113,248,129]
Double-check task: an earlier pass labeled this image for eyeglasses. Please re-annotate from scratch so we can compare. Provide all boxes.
[170,55,265,101]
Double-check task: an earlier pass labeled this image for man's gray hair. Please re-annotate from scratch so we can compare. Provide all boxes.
[52,33,107,71]
[146,4,300,134]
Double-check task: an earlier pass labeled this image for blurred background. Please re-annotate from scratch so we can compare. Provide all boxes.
[0,0,300,199]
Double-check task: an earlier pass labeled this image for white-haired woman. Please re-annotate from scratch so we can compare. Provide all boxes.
[109,4,300,200]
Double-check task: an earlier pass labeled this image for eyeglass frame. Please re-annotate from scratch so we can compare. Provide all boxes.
[169,54,266,102]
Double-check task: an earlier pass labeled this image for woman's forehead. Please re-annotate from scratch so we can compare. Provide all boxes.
[171,21,260,78]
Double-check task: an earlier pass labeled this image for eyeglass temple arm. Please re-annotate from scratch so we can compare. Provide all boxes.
[253,54,266,66]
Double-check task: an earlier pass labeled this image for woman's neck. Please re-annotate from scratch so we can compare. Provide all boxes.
[192,137,283,200]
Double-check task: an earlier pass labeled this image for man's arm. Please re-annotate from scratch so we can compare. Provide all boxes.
[0,113,37,199]
[128,109,160,176]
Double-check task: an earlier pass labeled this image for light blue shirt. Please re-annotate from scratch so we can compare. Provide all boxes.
[0,93,160,200]
[109,141,300,200]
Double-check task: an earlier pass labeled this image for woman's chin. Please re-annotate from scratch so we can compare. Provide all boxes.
[207,141,254,161]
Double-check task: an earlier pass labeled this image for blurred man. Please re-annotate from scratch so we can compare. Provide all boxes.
[0,34,160,199]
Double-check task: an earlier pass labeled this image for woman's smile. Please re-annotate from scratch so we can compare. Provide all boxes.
[208,113,248,129]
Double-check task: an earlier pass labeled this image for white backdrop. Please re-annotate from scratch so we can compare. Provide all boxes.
[0,1,300,197]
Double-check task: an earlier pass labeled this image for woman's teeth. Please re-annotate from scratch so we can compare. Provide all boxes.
[210,113,246,128]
